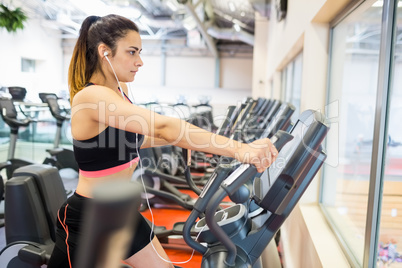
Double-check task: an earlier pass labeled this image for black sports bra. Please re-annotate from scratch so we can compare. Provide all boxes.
[73,83,143,177]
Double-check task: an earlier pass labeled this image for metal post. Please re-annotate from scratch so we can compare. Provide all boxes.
[54,125,62,148]
[161,40,167,86]
[183,0,218,58]
[8,132,17,160]
[215,57,220,88]
[363,0,396,267]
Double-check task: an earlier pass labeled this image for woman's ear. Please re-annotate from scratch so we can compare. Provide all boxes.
[98,44,109,59]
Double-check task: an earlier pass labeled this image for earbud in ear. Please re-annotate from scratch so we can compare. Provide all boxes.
[104,51,109,56]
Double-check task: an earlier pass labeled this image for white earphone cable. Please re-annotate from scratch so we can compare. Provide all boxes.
[127,83,135,104]
[107,51,204,264]
[135,137,205,265]
[104,54,124,99]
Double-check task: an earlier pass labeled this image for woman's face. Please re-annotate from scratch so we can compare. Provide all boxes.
[110,30,143,83]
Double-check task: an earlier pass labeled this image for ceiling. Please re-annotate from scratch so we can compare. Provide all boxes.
[6,0,273,56]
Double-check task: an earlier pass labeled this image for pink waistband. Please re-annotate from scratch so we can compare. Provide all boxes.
[79,157,139,178]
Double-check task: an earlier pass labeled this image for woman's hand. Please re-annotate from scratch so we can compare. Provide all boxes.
[235,138,278,173]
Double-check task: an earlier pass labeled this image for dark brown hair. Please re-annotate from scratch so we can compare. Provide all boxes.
[68,14,139,103]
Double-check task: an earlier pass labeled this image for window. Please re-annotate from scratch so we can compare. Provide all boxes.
[377,1,402,267]
[21,58,36,73]
[280,52,302,120]
[321,0,382,266]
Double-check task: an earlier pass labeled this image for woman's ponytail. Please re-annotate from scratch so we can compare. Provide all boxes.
[68,16,101,104]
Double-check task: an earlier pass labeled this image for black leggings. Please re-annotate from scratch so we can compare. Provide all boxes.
[48,192,154,268]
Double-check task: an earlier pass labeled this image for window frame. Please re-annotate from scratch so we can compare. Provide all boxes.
[319,0,398,267]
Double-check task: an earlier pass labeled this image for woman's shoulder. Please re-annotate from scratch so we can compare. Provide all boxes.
[72,84,117,105]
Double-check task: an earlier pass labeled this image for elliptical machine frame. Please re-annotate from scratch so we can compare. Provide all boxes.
[39,93,79,174]
[182,109,330,268]
[0,97,36,179]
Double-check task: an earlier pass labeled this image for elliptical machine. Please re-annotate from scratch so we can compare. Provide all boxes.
[0,97,36,179]
[0,97,78,197]
[39,93,78,176]
[0,164,67,267]
[182,109,330,267]
[0,164,142,268]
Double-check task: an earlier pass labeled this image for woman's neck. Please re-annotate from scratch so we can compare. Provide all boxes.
[89,73,120,92]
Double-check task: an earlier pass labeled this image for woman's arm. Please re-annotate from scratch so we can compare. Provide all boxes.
[140,135,171,149]
[71,85,277,172]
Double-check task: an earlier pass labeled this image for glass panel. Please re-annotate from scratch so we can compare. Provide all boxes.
[280,52,303,120]
[21,58,36,73]
[284,61,293,103]
[0,103,72,165]
[377,1,402,267]
[321,0,382,266]
[291,52,302,120]
[280,65,288,101]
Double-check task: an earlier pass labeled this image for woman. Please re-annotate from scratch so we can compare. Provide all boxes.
[48,14,278,268]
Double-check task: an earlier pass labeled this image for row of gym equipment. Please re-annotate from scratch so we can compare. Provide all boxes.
[0,89,330,267]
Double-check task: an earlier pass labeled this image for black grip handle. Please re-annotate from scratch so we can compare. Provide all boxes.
[271,130,294,152]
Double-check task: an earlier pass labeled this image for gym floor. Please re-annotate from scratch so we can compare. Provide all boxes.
[141,192,204,268]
